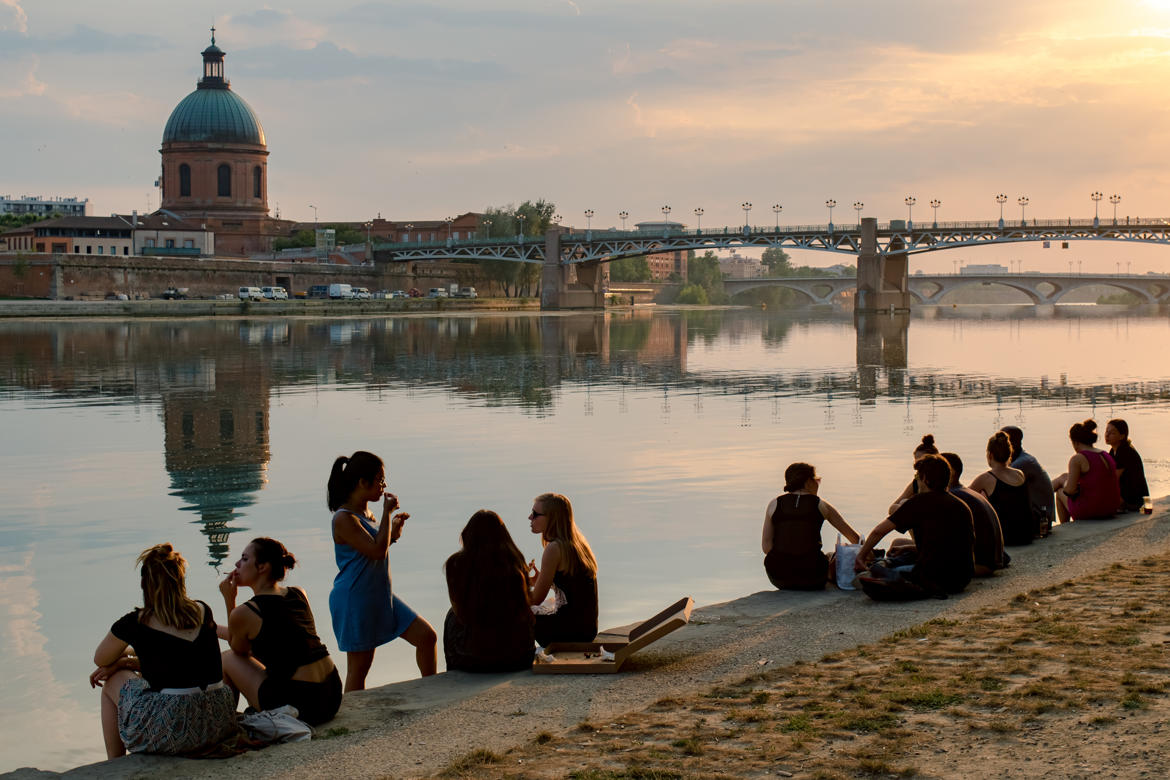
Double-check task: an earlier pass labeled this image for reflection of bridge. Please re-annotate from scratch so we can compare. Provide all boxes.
[373,218,1170,310]
[725,272,1170,305]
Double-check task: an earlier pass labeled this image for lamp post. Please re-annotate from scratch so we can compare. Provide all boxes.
[661,205,671,234]
[481,218,491,238]
[929,199,941,229]
[693,207,703,232]
[1018,196,1029,226]
[554,214,562,225]
[1116,261,1121,275]
[953,259,958,275]
[1091,191,1103,227]
[825,199,836,232]
[996,193,1008,228]
[904,196,916,229]
[445,216,454,241]
[517,213,527,236]
[308,204,318,226]
[741,202,752,231]
[584,209,594,231]
[405,222,414,243]
[1110,194,1121,225]
[853,201,863,227]
[772,203,782,231]
[619,210,629,230]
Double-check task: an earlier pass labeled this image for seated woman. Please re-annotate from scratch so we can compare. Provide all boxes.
[762,462,861,589]
[887,434,940,515]
[444,510,535,672]
[1052,419,1121,523]
[219,537,342,726]
[528,493,598,647]
[1106,418,1150,512]
[855,454,975,598]
[90,544,235,758]
[969,431,1033,546]
[941,452,1007,576]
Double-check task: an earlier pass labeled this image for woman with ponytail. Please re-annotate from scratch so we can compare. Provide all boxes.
[90,544,235,758]
[527,493,599,647]
[1052,419,1120,522]
[887,434,941,515]
[219,538,342,725]
[969,431,1033,546]
[327,451,436,691]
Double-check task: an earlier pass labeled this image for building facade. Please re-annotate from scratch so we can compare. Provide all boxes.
[0,196,91,217]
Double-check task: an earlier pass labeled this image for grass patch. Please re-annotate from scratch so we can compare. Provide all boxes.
[318,726,350,739]
[887,690,964,709]
[670,737,703,755]
[780,713,815,733]
[533,731,554,744]
[835,713,899,732]
[441,748,502,776]
[570,768,683,780]
[1121,692,1148,710]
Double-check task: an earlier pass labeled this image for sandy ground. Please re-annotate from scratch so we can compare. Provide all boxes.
[7,507,1169,780]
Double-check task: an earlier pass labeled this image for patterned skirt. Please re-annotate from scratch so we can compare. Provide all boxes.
[117,677,238,754]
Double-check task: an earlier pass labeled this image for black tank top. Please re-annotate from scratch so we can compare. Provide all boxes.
[770,493,824,557]
[245,588,329,680]
[988,476,1032,546]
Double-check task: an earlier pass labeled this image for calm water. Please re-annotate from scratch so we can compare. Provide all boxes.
[2,305,1168,771]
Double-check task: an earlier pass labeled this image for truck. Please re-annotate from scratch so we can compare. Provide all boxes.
[328,283,353,299]
[160,287,188,300]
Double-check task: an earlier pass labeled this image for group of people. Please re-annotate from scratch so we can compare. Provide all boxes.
[762,418,1150,601]
[90,450,598,759]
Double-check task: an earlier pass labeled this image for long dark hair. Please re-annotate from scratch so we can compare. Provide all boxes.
[137,543,201,630]
[986,431,1013,465]
[1069,419,1098,446]
[250,537,296,583]
[1107,418,1132,448]
[327,451,383,511]
[444,510,532,624]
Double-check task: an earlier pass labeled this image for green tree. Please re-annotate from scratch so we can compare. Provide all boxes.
[478,199,557,296]
[675,284,709,304]
[760,247,792,276]
[609,255,651,282]
[685,251,728,303]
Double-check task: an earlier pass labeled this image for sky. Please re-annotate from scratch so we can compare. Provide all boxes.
[4,0,1170,271]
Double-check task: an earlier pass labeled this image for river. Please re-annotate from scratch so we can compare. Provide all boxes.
[1,305,1167,771]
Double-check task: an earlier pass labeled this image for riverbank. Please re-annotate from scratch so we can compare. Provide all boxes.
[0,297,541,318]
[11,505,1168,779]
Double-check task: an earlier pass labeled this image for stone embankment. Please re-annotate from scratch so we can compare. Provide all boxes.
[0,298,540,318]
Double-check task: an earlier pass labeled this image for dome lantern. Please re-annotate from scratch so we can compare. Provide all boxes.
[200,27,227,88]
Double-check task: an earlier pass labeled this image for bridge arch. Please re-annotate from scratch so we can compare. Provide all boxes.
[921,279,1045,305]
[1047,280,1156,304]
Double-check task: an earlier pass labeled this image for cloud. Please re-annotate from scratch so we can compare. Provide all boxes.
[232,39,509,82]
[0,55,44,98]
[0,0,26,33]
[219,7,326,47]
[0,23,166,54]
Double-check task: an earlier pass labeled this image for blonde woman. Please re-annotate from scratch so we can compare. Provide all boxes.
[90,544,235,758]
[527,493,598,646]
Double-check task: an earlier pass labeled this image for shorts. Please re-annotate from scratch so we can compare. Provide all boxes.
[258,667,343,726]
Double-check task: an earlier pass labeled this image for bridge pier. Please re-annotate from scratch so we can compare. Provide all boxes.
[855,217,911,313]
[540,228,606,310]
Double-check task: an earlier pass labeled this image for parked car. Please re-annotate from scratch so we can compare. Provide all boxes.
[293,290,308,299]
[160,287,188,300]
[352,287,371,299]
[427,288,449,298]
[239,286,263,301]
[455,286,478,298]
[408,288,423,298]
[105,292,129,301]
[390,290,408,299]
[262,286,288,300]
[308,285,329,299]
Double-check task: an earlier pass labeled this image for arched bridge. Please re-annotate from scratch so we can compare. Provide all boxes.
[371,217,1170,309]
[726,272,1170,305]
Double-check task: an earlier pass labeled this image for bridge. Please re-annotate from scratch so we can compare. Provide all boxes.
[725,272,1170,305]
[371,217,1170,310]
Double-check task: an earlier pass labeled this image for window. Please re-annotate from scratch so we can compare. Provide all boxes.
[253,166,262,199]
[179,164,191,197]
[73,245,79,253]
[98,246,104,254]
[110,246,116,255]
[217,164,231,197]
[144,238,155,248]
[123,247,129,255]
[165,239,175,248]
[85,245,91,254]
[184,239,194,249]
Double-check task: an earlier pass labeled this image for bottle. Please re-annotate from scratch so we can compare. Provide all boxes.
[1142,496,1153,515]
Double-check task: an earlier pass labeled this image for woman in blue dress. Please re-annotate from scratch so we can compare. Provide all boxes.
[328,451,436,691]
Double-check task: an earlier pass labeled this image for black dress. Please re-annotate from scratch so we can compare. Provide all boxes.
[987,475,1033,546]
[443,563,534,673]
[764,492,829,590]
[533,568,598,647]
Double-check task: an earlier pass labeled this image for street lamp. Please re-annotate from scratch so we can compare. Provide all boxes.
[693,207,703,232]
[481,218,491,238]
[661,205,671,234]
[904,196,916,229]
[365,220,372,244]
[619,210,629,230]
[517,213,527,236]
[853,201,863,226]
[1091,191,1103,227]
[584,209,594,231]
[405,222,414,243]
[995,193,1008,228]
[929,199,941,228]
[741,202,752,230]
[1018,196,1029,226]
[1110,194,1121,225]
[825,199,836,231]
[772,203,782,231]
[554,214,562,225]
[308,204,318,226]
[445,216,454,240]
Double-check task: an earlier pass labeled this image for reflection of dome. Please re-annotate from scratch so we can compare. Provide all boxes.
[169,463,265,569]
[163,88,265,145]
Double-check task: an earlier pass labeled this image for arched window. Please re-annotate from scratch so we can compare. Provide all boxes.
[217,164,231,197]
[179,164,191,197]
[253,166,262,199]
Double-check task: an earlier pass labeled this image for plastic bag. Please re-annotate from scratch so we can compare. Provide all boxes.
[834,534,862,591]
[241,704,312,743]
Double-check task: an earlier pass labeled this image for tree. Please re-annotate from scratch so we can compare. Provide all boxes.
[609,255,651,282]
[478,199,557,296]
[685,251,728,303]
[761,247,791,276]
[675,284,709,304]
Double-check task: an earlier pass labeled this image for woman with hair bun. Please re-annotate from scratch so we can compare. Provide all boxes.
[90,544,235,758]
[219,538,342,725]
[327,451,436,692]
[887,434,941,515]
[1052,419,1120,523]
[969,431,1033,546]
[762,462,861,589]
[1105,418,1150,512]
[528,493,599,647]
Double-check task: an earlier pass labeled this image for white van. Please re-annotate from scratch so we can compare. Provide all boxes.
[352,287,371,299]
[328,283,353,299]
[239,286,263,301]
[261,286,288,300]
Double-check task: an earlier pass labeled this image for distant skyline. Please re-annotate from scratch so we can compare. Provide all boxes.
[4,0,1170,271]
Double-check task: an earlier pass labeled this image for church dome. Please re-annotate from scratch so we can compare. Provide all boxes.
[163,88,266,145]
[161,32,266,146]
